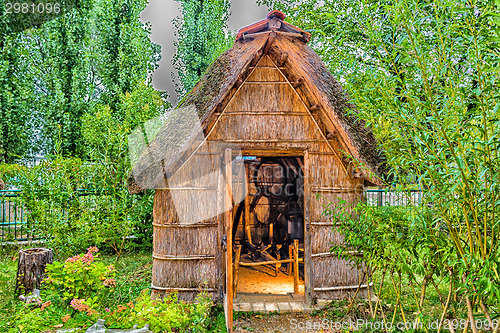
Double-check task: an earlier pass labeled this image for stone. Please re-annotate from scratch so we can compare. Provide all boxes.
[289,301,304,312]
[277,302,292,313]
[238,303,252,312]
[264,303,279,313]
[19,289,41,305]
[252,303,265,313]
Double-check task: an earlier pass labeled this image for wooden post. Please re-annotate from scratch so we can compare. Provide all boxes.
[293,239,299,294]
[15,248,53,295]
[224,149,233,333]
[304,150,313,305]
[233,244,241,298]
[244,169,252,245]
[269,222,274,245]
[288,244,293,275]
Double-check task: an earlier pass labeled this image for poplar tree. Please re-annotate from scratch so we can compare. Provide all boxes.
[172,0,232,97]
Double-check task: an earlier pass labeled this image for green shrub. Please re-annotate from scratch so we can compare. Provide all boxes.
[103,290,212,332]
[44,247,116,301]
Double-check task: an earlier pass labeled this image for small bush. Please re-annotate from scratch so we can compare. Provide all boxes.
[44,247,116,301]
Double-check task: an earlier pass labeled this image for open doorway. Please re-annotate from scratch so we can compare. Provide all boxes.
[232,156,305,297]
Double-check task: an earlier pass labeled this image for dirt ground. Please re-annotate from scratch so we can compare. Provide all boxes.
[232,262,339,332]
[234,312,341,333]
[236,261,305,294]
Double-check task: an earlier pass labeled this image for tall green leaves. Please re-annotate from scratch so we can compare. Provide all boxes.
[0,0,166,254]
[283,0,500,328]
[1,0,162,158]
[32,8,93,156]
[93,0,161,113]
[0,33,34,163]
[172,0,232,97]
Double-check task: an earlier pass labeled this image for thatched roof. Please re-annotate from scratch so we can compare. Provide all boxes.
[128,11,386,193]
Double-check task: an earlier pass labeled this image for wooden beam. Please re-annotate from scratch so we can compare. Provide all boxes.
[310,222,339,227]
[277,31,305,40]
[277,52,288,67]
[241,30,270,41]
[239,258,294,267]
[313,282,373,292]
[152,222,217,228]
[235,77,243,88]
[307,151,339,155]
[304,150,313,306]
[311,251,362,258]
[243,81,288,85]
[151,285,216,292]
[233,244,241,298]
[293,239,299,294]
[250,49,263,66]
[244,166,252,246]
[292,77,304,88]
[239,148,304,157]
[221,112,308,116]
[263,31,277,54]
[224,148,233,333]
[310,187,364,192]
[153,254,215,260]
[213,139,325,144]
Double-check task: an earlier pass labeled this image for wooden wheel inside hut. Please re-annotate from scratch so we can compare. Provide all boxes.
[232,156,305,295]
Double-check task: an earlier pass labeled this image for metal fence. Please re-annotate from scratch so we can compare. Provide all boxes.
[365,189,423,207]
[1,188,423,242]
[0,189,111,242]
[0,190,30,241]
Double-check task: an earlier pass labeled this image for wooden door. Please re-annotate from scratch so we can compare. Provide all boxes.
[223,148,234,333]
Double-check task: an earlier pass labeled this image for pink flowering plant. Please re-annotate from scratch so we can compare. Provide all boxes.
[43,247,117,301]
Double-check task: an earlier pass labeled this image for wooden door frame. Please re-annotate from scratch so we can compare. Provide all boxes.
[303,149,312,306]
[223,148,234,333]
[233,149,312,305]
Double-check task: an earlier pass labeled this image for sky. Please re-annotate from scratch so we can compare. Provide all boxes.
[140,0,270,105]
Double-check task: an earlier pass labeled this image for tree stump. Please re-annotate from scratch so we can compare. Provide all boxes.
[15,248,53,295]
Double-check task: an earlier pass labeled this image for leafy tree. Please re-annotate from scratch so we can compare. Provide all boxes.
[281,0,500,328]
[0,6,37,163]
[35,9,93,157]
[92,0,162,114]
[172,0,232,97]
[2,0,162,159]
[0,0,167,251]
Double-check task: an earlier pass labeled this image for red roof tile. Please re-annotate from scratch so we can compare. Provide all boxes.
[235,10,310,43]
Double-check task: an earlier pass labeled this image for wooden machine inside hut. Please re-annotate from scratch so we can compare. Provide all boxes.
[232,156,305,296]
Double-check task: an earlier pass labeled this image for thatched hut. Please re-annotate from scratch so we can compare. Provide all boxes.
[129,10,385,311]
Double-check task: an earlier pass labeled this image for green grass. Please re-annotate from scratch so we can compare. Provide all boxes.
[2,246,466,333]
[0,246,234,333]
[312,271,465,333]
[0,248,216,332]
[0,249,152,332]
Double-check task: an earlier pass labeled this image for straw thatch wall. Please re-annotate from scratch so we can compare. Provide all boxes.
[152,154,222,301]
